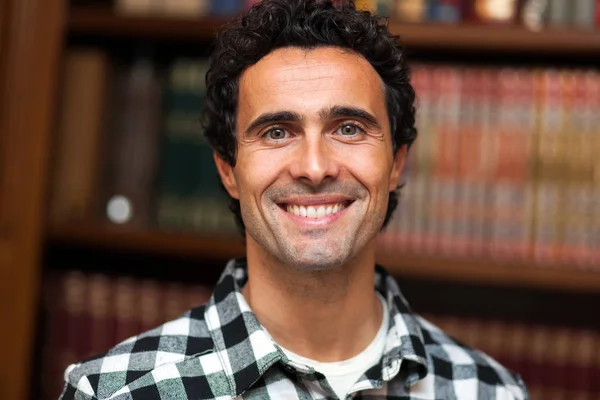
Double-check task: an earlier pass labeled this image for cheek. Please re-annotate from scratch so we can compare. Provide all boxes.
[236,151,286,199]
[343,148,393,193]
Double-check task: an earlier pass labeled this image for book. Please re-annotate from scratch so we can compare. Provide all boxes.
[40,271,213,399]
[156,58,236,234]
[428,0,464,23]
[572,0,597,29]
[163,0,210,17]
[394,0,427,22]
[115,0,162,15]
[102,48,163,227]
[210,0,243,15]
[546,0,571,27]
[49,49,110,224]
[464,0,521,24]
[521,0,548,30]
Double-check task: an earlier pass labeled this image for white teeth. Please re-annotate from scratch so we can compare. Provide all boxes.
[316,206,326,218]
[286,203,347,218]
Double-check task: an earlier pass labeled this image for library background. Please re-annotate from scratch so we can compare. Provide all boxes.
[2,0,600,398]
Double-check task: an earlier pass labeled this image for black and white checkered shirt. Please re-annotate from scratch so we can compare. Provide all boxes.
[60,258,528,399]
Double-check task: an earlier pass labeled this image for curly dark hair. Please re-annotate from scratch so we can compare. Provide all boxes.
[203,0,417,236]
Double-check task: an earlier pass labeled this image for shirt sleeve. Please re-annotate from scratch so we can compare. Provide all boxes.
[516,374,529,400]
[59,364,99,400]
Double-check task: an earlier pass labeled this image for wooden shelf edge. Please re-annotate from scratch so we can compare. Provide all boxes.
[67,7,600,55]
[67,7,231,41]
[377,252,600,294]
[46,223,245,260]
[391,23,600,55]
[47,223,600,294]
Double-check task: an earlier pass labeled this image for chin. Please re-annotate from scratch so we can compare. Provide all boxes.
[280,246,351,272]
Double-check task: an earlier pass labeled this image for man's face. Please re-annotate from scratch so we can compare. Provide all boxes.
[216,46,406,270]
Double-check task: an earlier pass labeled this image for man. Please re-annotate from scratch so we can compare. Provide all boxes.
[61,1,528,399]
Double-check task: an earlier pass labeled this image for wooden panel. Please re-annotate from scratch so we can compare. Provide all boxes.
[0,0,11,237]
[68,7,600,56]
[0,0,66,398]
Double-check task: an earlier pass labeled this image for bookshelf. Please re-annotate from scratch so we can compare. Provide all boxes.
[68,6,600,55]
[5,1,600,399]
[48,223,600,294]
[56,6,600,298]
[48,223,246,260]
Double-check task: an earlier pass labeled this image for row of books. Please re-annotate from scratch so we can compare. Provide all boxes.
[114,0,259,17]
[40,270,212,400]
[38,270,600,400]
[50,48,237,234]
[109,0,600,31]
[377,0,600,30]
[50,49,600,268]
[378,65,600,268]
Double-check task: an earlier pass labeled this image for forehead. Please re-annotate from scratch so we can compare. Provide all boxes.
[238,46,386,116]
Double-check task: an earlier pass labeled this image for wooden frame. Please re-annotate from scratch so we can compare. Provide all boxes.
[0,0,66,398]
[68,7,600,56]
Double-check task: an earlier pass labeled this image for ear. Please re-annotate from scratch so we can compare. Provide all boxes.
[213,152,240,199]
[389,145,407,192]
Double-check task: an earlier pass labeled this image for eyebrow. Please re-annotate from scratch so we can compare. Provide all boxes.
[244,111,304,136]
[321,105,382,129]
[243,105,381,136]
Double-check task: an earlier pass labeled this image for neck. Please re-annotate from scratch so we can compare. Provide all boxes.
[241,238,382,362]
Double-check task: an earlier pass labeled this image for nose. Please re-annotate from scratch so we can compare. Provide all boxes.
[288,135,340,186]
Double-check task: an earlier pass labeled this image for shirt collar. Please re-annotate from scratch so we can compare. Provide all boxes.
[204,258,429,398]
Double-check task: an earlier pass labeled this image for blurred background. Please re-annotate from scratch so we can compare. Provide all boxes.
[2,0,600,399]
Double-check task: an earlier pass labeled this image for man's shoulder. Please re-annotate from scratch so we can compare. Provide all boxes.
[415,315,528,400]
[61,305,218,399]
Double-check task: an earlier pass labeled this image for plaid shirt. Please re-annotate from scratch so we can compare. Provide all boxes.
[60,258,528,400]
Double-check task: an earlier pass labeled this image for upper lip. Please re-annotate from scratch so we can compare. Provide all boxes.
[277,195,354,206]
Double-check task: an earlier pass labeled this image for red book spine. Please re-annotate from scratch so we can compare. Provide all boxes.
[533,69,562,266]
[431,66,461,256]
[187,284,212,310]
[526,325,550,400]
[409,64,434,254]
[592,332,600,399]
[567,329,596,399]
[114,276,139,344]
[63,271,88,364]
[41,273,67,400]
[88,274,114,355]
[503,321,528,376]
[549,327,571,400]
[139,279,164,332]
[164,281,187,321]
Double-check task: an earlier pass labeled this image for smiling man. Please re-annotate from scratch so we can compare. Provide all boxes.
[61,1,528,399]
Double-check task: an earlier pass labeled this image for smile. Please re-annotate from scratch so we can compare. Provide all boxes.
[284,202,350,219]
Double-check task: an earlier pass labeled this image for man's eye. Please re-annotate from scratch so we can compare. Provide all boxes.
[266,128,287,140]
[337,124,360,136]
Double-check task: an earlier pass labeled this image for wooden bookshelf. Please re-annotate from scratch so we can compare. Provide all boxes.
[68,7,600,55]
[47,223,245,260]
[47,223,600,294]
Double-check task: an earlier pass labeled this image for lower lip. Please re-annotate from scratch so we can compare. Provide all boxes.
[281,204,351,226]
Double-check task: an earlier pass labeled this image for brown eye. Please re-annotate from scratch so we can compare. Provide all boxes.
[267,128,287,140]
[338,124,358,136]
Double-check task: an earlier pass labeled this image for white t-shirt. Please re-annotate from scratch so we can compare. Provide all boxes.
[278,293,389,400]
